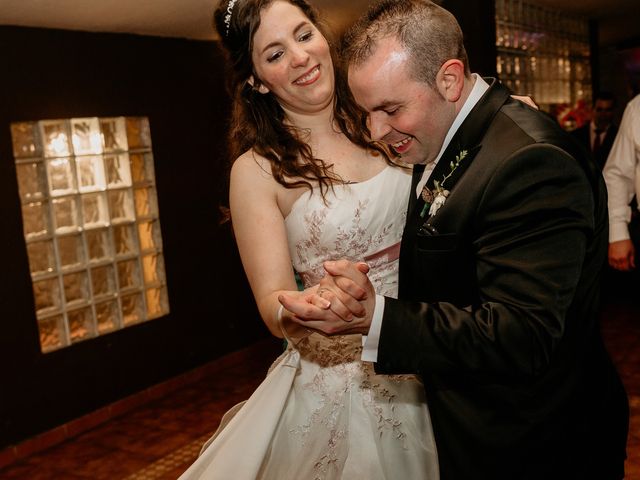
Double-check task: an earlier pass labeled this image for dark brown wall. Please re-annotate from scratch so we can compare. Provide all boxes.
[443,0,498,78]
[0,26,267,448]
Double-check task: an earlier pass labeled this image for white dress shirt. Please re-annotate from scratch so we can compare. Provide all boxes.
[603,94,640,243]
[362,75,490,362]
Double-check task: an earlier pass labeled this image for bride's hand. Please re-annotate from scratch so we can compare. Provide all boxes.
[276,287,327,339]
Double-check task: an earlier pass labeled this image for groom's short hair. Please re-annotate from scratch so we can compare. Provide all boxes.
[342,0,470,87]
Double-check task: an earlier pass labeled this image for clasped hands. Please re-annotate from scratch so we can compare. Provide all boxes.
[279,260,376,335]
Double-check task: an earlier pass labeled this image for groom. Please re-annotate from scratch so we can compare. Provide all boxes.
[280,1,629,479]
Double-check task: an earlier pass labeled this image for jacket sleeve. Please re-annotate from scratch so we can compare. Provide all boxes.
[377,144,597,379]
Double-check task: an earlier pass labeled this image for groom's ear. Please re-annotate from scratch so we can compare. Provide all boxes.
[436,59,465,103]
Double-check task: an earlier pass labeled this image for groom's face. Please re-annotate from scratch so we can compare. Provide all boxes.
[348,36,455,165]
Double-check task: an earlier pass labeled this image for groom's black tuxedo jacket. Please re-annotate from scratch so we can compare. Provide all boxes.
[377,80,628,480]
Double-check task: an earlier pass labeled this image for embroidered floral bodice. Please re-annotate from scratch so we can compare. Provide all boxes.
[283,165,410,366]
[180,165,439,480]
[285,165,409,297]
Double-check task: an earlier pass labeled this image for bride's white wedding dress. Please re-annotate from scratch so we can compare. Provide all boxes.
[180,166,439,479]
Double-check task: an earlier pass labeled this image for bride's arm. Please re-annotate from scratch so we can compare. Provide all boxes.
[229,152,314,338]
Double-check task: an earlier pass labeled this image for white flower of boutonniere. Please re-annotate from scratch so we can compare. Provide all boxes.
[429,189,450,216]
[419,149,468,218]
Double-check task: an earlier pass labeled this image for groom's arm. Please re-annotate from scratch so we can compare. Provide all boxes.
[376,144,597,379]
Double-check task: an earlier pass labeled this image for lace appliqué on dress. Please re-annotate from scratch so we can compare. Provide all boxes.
[285,333,416,478]
[294,198,402,293]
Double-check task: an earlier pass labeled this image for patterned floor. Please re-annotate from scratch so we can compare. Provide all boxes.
[122,433,210,480]
[0,296,638,479]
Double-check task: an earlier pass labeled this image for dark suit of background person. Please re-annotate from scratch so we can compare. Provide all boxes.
[377,80,629,480]
[571,93,618,170]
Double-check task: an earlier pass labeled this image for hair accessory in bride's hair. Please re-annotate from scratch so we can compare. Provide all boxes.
[223,0,239,36]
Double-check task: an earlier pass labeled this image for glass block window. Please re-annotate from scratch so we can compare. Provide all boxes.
[11,117,170,353]
[495,0,592,120]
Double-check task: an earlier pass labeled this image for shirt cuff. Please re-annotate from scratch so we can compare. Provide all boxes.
[361,294,385,363]
[609,221,631,243]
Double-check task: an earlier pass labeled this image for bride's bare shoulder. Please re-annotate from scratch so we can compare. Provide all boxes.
[231,149,275,184]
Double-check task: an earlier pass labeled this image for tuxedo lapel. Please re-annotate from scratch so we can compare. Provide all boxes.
[411,78,511,221]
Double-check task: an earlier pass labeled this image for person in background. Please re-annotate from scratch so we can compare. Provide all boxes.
[571,91,618,170]
[603,93,640,290]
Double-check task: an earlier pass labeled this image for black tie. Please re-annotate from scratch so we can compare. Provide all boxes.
[593,129,603,153]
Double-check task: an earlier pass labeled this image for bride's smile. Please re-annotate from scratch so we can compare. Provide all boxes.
[250,1,335,116]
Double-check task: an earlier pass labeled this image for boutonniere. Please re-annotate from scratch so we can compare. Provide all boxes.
[420,149,468,218]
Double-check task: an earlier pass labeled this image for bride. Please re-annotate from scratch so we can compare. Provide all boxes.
[179,0,439,478]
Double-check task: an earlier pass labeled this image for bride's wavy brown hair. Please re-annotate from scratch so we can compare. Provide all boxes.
[213,0,390,197]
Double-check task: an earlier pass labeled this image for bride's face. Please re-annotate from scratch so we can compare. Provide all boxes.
[250,1,335,116]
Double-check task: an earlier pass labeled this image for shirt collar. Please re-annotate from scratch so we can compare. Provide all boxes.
[591,120,608,133]
[430,74,489,166]
[415,74,489,197]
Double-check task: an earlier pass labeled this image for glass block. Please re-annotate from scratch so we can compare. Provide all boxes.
[82,192,109,228]
[47,157,76,196]
[125,117,151,150]
[41,120,71,158]
[15,115,168,348]
[105,154,132,189]
[141,253,165,286]
[52,196,80,234]
[100,117,128,152]
[22,201,50,238]
[117,259,141,290]
[68,307,95,343]
[33,277,62,313]
[16,161,47,201]
[71,117,103,155]
[129,153,155,185]
[91,264,116,297]
[85,228,112,262]
[134,187,158,219]
[122,292,144,326]
[145,286,169,319]
[107,189,135,223]
[11,122,43,158]
[137,220,162,252]
[38,315,66,352]
[96,300,120,333]
[113,224,136,256]
[76,155,106,193]
[57,234,85,269]
[27,240,56,275]
[63,271,90,304]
